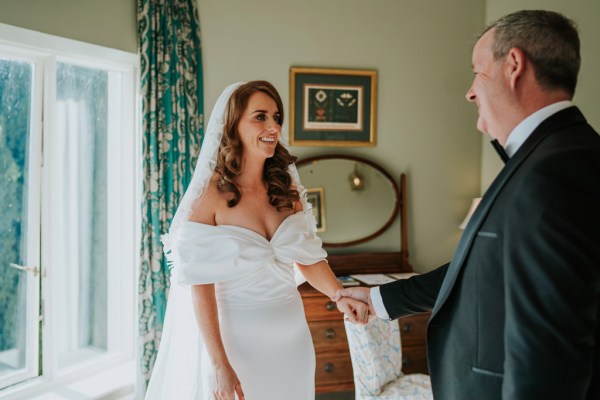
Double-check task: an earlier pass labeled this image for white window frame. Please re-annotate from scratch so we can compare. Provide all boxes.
[0,23,140,400]
[0,42,44,391]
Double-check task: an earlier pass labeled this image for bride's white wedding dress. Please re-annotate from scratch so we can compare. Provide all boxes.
[146,209,326,400]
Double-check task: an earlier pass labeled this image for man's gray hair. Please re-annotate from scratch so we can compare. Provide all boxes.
[483,10,580,96]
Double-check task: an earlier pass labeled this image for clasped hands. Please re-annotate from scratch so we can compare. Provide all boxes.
[332,286,376,325]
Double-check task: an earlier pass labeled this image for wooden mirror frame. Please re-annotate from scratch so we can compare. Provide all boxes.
[296,155,408,262]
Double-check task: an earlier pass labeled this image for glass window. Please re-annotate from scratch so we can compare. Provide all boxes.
[0,24,137,394]
[0,56,40,388]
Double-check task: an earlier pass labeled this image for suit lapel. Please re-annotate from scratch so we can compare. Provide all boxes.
[430,107,587,319]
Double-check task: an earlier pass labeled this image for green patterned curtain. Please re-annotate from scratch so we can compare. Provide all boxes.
[137,0,204,390]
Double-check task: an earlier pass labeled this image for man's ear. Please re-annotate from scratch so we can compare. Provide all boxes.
[506,47,526,90]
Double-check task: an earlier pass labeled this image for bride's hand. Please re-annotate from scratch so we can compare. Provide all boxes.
[212,362,245,400]
[336,297,370,325]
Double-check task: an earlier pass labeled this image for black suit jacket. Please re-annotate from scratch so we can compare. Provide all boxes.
[380,107,600,400]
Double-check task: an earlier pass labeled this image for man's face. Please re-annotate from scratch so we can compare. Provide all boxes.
[466,29,512,144]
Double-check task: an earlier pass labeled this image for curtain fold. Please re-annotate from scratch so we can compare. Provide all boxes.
[137,0,204,392]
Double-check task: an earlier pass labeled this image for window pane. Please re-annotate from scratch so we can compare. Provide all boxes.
[55,63,108,367]
[0,59,33,378]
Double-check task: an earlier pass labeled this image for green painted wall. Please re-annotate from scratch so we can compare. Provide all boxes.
[0,0,137,52]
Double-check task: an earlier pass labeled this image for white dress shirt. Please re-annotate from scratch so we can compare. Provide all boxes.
[370,100,574,320]
[504,100,572,156]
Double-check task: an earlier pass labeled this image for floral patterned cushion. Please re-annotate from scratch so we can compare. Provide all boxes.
[344,318,433,400]
[376,374,433,400]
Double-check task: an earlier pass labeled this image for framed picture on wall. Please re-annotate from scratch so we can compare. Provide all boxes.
[289,67,377,147]
[306,187,326,232]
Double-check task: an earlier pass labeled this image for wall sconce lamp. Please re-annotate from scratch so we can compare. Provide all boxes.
[349,163,365,191]
[459,197,482,230]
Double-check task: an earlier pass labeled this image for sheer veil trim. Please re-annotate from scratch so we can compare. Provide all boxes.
[145,82,317,399]
[161,82,241,265]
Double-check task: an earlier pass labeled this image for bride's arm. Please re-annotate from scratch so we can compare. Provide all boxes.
[291,198,368,323]
[296,261,369,324]
[188,178,245,399]
[191,285,244,400]
[290,197,344,298]
[295,260,341,299]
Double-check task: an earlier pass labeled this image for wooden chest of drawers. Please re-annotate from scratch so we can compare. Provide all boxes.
[398,312,429,374]
[299,283,430,393]
[301,286,354,393]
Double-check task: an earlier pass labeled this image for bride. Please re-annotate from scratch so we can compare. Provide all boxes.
[144,81,368,400]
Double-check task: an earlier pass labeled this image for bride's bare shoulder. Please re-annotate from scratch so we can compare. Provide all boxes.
[188,173,221,225]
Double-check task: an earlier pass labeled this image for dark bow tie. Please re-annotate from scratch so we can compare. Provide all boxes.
[490,139,509,164]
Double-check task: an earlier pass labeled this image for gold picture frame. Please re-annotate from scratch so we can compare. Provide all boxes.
[306,187,326,232]
[289,67,377,147]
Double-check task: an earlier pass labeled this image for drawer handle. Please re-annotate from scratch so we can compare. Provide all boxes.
[402,356,412,367]
[324,328,335,339]
[324,362,335,373]
[325,301,336,311]
[402,323,413,333]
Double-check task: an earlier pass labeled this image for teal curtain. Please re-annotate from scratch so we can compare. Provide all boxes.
[137,0,204,390]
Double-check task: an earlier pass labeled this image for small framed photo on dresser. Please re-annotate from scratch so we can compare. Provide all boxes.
[289,67,377,147]
[306,187,326,232]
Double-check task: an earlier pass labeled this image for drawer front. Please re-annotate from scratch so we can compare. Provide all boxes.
[303,295,343,322]
[399,313,429,347]
[309,320,349,352]
[402,345,428,375]
[315,352,353,387]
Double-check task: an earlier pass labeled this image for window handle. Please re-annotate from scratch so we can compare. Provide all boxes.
[9,263,40,277]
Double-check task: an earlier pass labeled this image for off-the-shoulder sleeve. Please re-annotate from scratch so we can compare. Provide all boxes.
[274,211,327,266]
[173,224,272,285]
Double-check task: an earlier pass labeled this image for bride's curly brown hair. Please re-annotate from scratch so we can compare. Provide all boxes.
[216,81,299,210]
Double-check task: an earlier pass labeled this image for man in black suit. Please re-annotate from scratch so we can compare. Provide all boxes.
[334,10,600,400]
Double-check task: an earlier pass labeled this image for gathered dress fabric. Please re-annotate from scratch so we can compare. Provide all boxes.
[145,210,326,400]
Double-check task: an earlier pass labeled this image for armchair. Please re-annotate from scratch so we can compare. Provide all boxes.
[344,317,433,400]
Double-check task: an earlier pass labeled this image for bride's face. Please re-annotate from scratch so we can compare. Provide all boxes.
[237,91,281,160]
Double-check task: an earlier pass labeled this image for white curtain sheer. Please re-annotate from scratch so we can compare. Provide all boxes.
[55,99,94,364]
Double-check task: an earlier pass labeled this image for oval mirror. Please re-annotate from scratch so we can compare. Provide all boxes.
[297,155,399,247]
